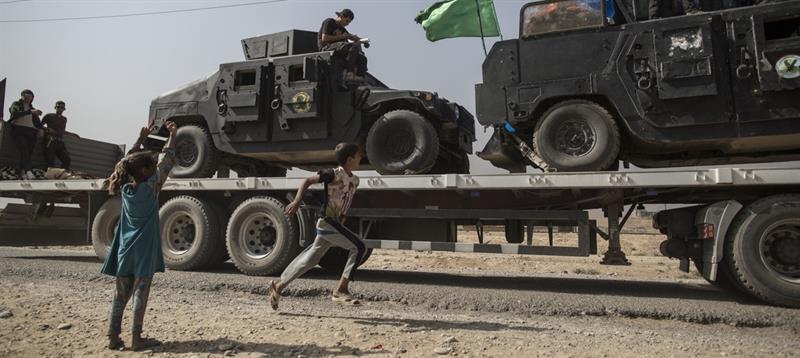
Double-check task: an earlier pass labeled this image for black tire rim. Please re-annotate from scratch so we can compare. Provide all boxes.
[176,137,199,168]
[555,118,596,157]
[759,219,800,284]
[385,129,416,162]
[238,212,277,259]
[164,213,196,255]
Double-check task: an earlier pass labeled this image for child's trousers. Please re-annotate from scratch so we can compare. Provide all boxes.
[280,218,365,287]
[107,276,153,335]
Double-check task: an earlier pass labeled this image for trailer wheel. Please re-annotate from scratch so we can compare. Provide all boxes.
[159,196,222,270]
[171,124,220,178]
[225,196,300,276]
[367,110,439,175]
[91,197,121,262]
[725,194,800,307]
[505,220,525,244]
[318,247,373,273]
[534,100,620,172]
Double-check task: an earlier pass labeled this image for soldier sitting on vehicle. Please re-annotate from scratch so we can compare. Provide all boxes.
[41,100,71,171]
[318,8,368,84]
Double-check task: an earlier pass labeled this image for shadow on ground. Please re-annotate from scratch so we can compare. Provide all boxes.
[280,312,549,333]
[149,337,384,356]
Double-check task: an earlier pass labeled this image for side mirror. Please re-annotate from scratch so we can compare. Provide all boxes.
[303,57,319,82]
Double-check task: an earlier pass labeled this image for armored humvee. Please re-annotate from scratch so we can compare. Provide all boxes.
[476,0,800,172]
[149,30,475,178]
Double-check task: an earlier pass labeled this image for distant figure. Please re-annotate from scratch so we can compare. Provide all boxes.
[268,142,366,310]
[41,100,71,170]
[318,8,368,82]
[7,89,43,180]
[101,122,177,351]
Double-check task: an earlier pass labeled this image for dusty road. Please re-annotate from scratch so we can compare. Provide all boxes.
[1,245,799,357]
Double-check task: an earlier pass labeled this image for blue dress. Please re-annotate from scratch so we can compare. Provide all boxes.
[101,149,174,278]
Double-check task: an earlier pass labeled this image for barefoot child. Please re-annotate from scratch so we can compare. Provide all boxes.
[101,121,177,351]
[271,142,366,309]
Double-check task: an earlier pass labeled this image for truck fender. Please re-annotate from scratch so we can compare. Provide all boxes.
[696,200,743,282]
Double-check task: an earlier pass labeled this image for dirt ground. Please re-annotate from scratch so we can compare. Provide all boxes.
[1,226,798,358]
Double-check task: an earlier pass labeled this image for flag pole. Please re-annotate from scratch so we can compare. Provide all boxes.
[475,0,488,56]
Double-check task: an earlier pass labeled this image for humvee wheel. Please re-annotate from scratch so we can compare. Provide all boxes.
[225,196,300,276]
[367,110,440,175]
[91,197,121,262]
[171,124,220,178]
[159,196,223,270]
[505,220,525,244]
[534,100,620,172]
[429,152,470,174]
[725,194,800,307]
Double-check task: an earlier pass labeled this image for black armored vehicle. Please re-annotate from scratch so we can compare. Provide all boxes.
[477,0,800,172]
[149,30,475,177]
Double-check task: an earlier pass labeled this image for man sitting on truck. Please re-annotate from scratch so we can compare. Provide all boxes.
[318,8,368,83]
[41,100,71,171]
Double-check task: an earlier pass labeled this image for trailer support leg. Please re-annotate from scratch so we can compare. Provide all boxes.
[601,198,630,265]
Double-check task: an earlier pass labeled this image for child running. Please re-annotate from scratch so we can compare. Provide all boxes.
[100,121,177,351]
[270,142,366,309]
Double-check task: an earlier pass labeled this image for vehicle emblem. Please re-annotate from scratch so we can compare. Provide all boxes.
[290,91,312,113]
[775,55,800,79]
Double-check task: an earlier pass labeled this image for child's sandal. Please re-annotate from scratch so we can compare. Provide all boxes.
[107,336,125,350]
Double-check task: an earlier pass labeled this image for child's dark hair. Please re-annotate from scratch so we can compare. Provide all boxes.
[103,151,157,195]
[335,142,360,165]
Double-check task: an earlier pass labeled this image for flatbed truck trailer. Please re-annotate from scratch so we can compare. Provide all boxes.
[1,165,799,307]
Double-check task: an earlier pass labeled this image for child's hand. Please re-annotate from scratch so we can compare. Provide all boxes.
[165,121,178,136]
[138,125,153,140]
[284,200,301,216]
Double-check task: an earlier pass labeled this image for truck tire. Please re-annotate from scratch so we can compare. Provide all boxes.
[91,197,121,262]
[694,259,746,294]
[367,110,439,175]
[534,100,620,172]
[505,220,525,244]
[725,194,800,307]
[171,124,220,178]
[159,196,222,270]
[318,247,373,273]
[225,196,300,276]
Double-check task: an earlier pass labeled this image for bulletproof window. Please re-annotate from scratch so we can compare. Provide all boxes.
[521,0,605,38]
[234,69,257,89]
[764,15,800,41]
[288,65,305,82]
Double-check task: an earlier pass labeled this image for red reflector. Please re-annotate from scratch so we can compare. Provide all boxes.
[702,224,714,240]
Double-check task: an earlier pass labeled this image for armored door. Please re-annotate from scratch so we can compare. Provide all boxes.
[270,56,329,142]
[645,15,735,133]
[216,61,272,144]
[727,7,800,135]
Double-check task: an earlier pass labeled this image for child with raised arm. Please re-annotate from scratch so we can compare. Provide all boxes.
[269,142,366,309]
[101,122,177,351]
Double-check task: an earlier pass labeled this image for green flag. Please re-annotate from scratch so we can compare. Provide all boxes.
[415,0,501,42]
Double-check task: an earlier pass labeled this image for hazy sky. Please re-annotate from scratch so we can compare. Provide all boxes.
[1,0,532,175]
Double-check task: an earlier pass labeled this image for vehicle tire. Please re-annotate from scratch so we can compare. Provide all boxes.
[159,195,222,270]
[171,124,220,178]
[91,197,121,262]
[366,110,439,175]
[318,247,373,273]
[694,259,745,294]
[225,196,300,276]
[724,194,800,307]
[505,220,525,244]
[534,100,620,172]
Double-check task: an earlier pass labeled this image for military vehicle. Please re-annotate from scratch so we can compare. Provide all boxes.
[476,0,800,172]
[148,30,475,178]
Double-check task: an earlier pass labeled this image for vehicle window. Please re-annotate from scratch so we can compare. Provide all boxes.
[234,69,256,90]
[522,0,605,37]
